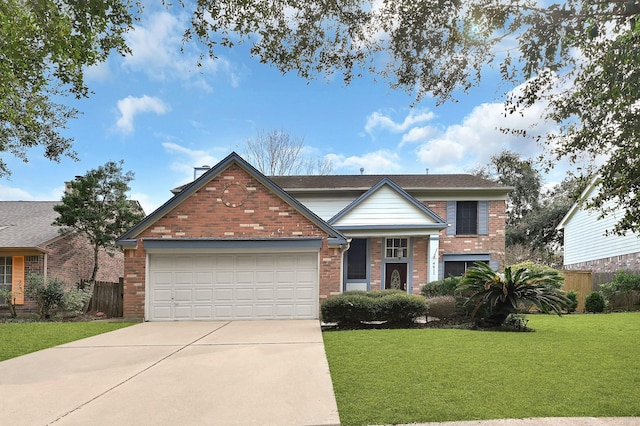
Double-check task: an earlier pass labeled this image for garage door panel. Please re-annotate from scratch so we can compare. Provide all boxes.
[235,305,254,318]
[174,272,193,285]
[194,305,213,318]
[236,271,254,284]
[216,271,233,284]
[215,288,233,301]
[296,287,315,300]
[255,288,274,300]
[236,288,254,300]
[276,287,294,299]
[254,305,274,318]
[256,270,274,284]
[195,288,213,301]
[148,252,319,320]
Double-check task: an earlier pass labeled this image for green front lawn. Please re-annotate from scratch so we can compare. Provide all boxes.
[323,313,640,426]
[0,322,136,362]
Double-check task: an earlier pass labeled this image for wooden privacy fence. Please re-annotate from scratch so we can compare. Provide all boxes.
[560,270,592,313]
[81,278,124,318]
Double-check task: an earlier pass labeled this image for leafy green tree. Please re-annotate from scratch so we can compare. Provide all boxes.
[183,0,640,234]
[0,0,136,176]
[457,262,569,328]
[53,161,144,283]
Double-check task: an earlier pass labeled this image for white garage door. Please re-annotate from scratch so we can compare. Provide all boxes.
[148,252,319,321]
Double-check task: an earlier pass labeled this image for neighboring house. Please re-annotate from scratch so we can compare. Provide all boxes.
[557,176,640,272]
[118,152,509,321]
[0,201,124,314]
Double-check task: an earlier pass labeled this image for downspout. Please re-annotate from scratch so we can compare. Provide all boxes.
[339,239,352,293]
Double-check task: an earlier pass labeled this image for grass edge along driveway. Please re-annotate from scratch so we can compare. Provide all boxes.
[323,312,640,426]
[0,321,136,362]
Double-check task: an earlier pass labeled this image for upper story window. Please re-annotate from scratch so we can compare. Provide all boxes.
[456,201,478,235]
[446,201,489,236]
[385,238,408,258]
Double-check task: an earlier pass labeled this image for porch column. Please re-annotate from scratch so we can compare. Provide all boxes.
[429,235,439,282]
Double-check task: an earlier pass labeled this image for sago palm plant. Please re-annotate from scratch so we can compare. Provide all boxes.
[457,262,570,327]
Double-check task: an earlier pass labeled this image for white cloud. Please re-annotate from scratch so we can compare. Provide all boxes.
[161,142,220,183]
[400,126,438,146]
[115,95,170,134]
[0,185,34,200]
[365,109,435,134]
[327,150,402,174]
[414,81,560,174]
[122,11,240,91]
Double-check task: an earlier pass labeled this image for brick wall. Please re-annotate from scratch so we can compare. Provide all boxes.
[412,237,428,294]
[44,234,123,286]
[564,252,640,273]
[122,164,340,318]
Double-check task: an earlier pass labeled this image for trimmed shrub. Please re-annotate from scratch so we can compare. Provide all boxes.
[421,276,461,298]
[321,290,427,327]
[585,291,606,313]
[375,293,427,325]
[426,295,457,320]
[565,290,579,313]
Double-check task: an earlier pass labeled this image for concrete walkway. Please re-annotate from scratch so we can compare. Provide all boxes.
[0,320,340,426]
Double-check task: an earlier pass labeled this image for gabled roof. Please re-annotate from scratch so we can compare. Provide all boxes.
[556,175,600,230]
[0,201,61,249]
[119,152,347,244]
[329,178,447,230]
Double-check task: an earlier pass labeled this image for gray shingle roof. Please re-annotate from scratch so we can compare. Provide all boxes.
[269,174,509,191]
[0,201,61,249]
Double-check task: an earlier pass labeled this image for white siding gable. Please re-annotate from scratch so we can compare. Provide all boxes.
[332,185,437,227]
[292,196,355,221]
[563,184,640,265]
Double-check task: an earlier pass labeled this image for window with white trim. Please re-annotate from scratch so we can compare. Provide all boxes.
[385,238,408,258]
[0,256,12,296]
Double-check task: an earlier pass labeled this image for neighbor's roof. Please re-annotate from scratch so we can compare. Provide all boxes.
[0,201,61,249]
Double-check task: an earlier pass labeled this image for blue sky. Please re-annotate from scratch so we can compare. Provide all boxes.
[1,3,571,214]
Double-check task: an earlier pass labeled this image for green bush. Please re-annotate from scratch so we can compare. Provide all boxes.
[375,293,427,325]
[426,296,457,320]
[565,290,579,313]
[321,293,376,326]
[421,276,461,297]
[599,270,640,310]
[321,291,426,327]
[25,274,66,319]
[509,262,564,289]
[585,291,606,313]
[58,287,92,318]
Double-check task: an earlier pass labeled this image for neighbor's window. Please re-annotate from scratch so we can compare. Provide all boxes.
[385,238,408,258]
[0,256,12,294]
[456,201,478,235]
[347,239,367,280]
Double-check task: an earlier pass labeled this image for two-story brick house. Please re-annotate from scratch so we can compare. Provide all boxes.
[118,152,509,320]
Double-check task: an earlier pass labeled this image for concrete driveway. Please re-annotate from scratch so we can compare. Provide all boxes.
[0,320,340,426]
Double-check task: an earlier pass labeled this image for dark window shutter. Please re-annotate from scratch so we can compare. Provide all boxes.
[446,201,456,235]
[478,201,489,235]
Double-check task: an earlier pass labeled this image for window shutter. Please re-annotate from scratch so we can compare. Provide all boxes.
[12,256,24,305]
[478,201,489,235]
[489,259,499,271]
[446,201,456,235]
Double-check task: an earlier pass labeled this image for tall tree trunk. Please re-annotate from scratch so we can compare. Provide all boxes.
[91,243,99,282]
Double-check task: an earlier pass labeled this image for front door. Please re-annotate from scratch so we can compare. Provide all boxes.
[385,263,407,291]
